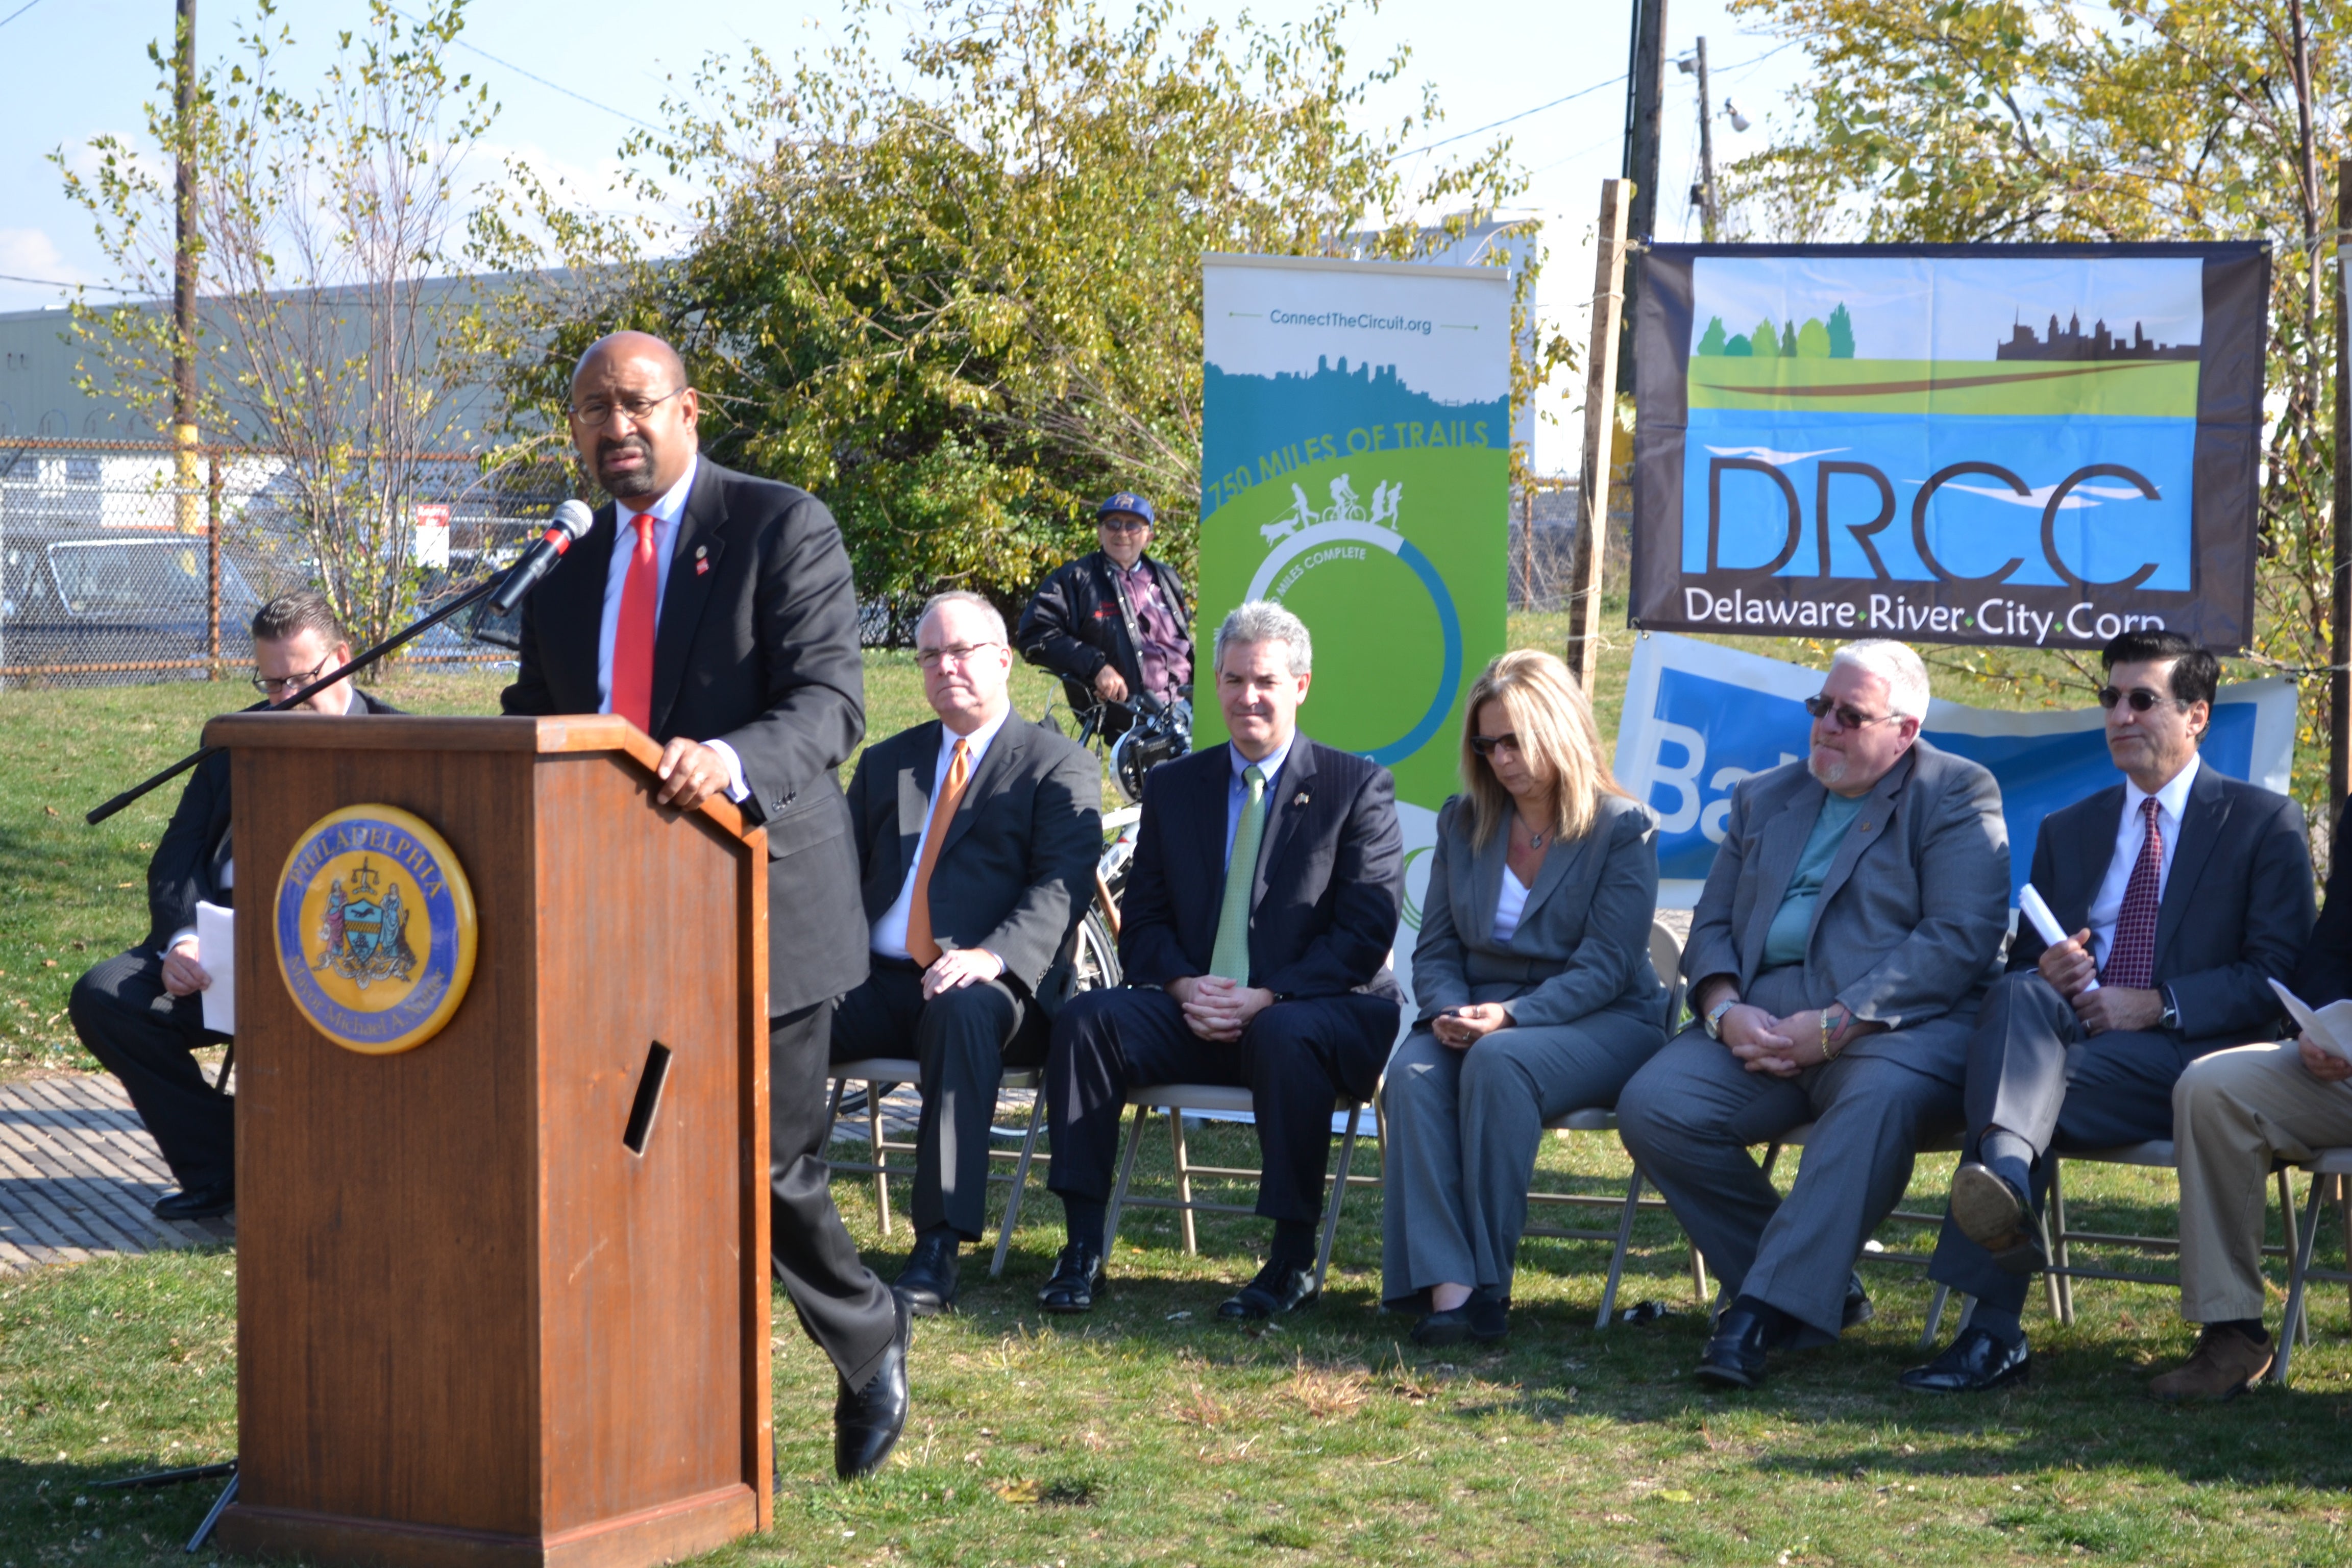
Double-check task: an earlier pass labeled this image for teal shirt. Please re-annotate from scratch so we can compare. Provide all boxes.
[1760,791,1868,969]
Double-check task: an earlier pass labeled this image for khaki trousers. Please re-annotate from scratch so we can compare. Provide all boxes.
[2174,1043,2352,1324]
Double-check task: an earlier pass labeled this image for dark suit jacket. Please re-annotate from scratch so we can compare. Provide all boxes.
[2296,797,2352,1007]
[1682,739,2011,1085]
[2011,757,2314,1046]
[501,457,870,1012]
[844,716,1102,1010]
[143,690,401,955]
[1119,738,1403,1000]
[1411,792,1664,1031]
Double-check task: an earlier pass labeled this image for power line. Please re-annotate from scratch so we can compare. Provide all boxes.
[0,272,139,296]
[1400,39,1801,161]
[381,4,665,135]
[0,0,48,33]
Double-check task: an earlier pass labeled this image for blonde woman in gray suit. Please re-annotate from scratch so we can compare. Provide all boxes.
[1381,649,1668,1345]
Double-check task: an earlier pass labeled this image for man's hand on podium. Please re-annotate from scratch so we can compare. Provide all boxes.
[653,738,731,810]
[161,939,212,998]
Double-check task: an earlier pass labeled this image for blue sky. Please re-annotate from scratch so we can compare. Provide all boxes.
[0,0,1813,473]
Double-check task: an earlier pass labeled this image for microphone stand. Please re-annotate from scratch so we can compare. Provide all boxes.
[85,570,511,826]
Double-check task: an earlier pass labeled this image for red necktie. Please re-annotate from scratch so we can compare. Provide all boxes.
[2103,796,2162,990]
[610,512,658,731]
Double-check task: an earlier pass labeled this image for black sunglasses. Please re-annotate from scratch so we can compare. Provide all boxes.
[1468,732,1523,758]
[2098,685,2185,713]
[1802,693,1901,730]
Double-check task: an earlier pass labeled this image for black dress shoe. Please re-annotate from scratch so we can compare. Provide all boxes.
[1898,1325,2031,1394]
[1468,1286,1510,1343]
[1037,1242,1106,1314]
[1843,1272,1874,1331]
[1410,1307,1472,1347]
[153,1182,234,1220]
[1695,1303,1780,1389]
[893,1233,960,1318]
[1950,1162,2045,1275]
[835,1294,912,1480]
[1218,1258,1319,1320]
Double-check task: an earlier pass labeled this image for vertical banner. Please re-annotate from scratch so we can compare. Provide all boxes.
[1198,254,1513,999]
[1629,242,2269,650]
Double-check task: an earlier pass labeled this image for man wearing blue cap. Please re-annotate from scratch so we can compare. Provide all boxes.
[1016,493,1193,732]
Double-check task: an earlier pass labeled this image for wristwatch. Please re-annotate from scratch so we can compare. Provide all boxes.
[2159,987,2180,1032]
[1703,997,1737,1040]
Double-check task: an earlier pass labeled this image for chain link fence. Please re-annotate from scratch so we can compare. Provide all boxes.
[1507,468,1631,612]
[0,437,572,688]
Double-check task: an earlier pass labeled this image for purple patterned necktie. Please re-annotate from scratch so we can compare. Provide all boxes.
[2103,796,2162,990]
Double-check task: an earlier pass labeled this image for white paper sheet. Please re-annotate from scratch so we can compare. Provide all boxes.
[2270,977,2352,1065]
[2019,883,2097,992]
[195,899,234,1036]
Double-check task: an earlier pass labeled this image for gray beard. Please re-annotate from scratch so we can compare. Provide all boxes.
[1808,750,1848,788]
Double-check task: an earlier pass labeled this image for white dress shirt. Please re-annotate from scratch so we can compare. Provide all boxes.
[871,706,1013,961]
[2086,751,2200,967]
[591,453,747,801]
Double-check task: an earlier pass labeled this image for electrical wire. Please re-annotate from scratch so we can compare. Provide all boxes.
[381,4,665,135]
[0,0,48,33]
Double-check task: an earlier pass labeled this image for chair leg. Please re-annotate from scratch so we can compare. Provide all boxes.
[2277,1173,2330,1386]
[1103,1104,1151,1263]
[2278,1167,2310,1348]
[1759,1141,1782,1183]
[1312,1105,1361,1294]
[1169,1110,1198,1257]
[825,1076,847,1136]
[2045,1157,2073,1326]
[1690,1245,1709,1306]
[1920,1284,1950,1351]
[991,1091,1048,1280]
[1596,1165,1646,1330]
[868,1081,894,1239]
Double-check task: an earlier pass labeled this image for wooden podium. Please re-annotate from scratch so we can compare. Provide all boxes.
[203,714,772,1567]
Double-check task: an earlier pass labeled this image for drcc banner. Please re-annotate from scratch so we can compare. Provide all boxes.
[1613,632,2297,909]
[1629,243,2269,651]
[1198,253,1513,997]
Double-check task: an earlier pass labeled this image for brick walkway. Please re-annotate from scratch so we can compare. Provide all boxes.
[0,1072,236,1272]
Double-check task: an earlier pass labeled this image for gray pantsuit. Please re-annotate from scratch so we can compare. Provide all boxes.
[1380,793,1668,1305]
[1614,740,2011,1345]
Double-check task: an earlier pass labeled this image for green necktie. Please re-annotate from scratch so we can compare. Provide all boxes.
[1209,764,1268,983]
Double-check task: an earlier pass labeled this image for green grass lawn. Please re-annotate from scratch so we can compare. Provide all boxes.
[4,623,2348,1565]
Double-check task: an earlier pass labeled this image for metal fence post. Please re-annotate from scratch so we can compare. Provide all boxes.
[207,454,222,680]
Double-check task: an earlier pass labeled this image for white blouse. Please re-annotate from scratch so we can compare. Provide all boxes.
[1492,866,1531,944]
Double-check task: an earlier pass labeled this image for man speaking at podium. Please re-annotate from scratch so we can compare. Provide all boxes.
[502,331,909,1481]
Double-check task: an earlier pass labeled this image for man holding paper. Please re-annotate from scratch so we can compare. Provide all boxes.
[67,592,396,1220]
[1904,630,2314,1394]
[2149,808,2352,1399]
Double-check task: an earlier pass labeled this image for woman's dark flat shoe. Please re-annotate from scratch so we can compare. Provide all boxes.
[1411,1307,1473,1347]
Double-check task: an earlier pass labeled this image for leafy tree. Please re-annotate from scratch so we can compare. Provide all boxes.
[1697,316,1730,355]
[467,0,1563,610]
[1826,302,1856,358]
[1749,317,1782,358]
[1780,320,1801,356]
[1795,317,1833,356]
[1725,332,1754,357]
[56,0,495,652]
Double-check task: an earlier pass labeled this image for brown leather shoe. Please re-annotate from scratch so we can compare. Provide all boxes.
[2148,1326,2273,1402]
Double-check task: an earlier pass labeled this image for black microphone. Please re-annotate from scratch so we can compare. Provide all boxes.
[488,499,595,616]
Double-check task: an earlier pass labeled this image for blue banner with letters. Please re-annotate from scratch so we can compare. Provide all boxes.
[1613,633,2298,906]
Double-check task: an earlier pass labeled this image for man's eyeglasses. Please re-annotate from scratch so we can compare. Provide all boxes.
[253,657,334,696]
[1468,732,1523,758]
[569,387,687,427]
[2098,685,2186,713]
[916,641,1004,671]
[1098,516,1150,534]
[1803,693,1901,730]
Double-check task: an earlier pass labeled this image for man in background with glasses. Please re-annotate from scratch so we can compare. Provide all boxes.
[1618,639,2012,1390]
[69,591,398,1222]
[1016,492,1193,735]
[830,591,1101,1316]
[1904,629,2313,1394]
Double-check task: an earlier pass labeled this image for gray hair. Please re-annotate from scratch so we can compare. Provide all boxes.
[1829,638,1930,722]
[1213,599,1312,676]
[915,589,1009,647]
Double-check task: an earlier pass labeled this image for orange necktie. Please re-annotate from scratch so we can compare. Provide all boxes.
[904,739,971,965]
[610,512,658,731]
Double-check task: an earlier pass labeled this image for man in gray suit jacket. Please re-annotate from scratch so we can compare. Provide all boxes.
[833,591,1102,1316]
[1618,639,2011,1389]
[1903,630,2313,1394]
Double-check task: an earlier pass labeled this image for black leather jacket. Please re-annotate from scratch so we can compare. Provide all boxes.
[1015,549,1192,703]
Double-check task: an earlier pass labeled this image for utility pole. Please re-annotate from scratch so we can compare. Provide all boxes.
[2330,157,2350,820]
[1616,0,1666,395]
[173,0,201,534]
[1569,179,1631,692]
[1692,36,1718,242]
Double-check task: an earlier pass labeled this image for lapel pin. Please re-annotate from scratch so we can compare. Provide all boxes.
[1293,792,1310,806]
[694,547,710,576]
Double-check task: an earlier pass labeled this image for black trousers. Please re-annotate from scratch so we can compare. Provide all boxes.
[1044,986,1398,1226]
[830,961,1048,1242]
[771,998,901,1392]
[69,950,232,1191]
[1927,970,2214,1314]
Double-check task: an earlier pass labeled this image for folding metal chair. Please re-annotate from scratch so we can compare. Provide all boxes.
[823,1058,1051,1280]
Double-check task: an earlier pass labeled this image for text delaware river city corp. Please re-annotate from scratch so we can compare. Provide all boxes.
[1680,586,2172,646]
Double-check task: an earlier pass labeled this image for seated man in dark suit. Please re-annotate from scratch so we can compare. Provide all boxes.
[1038,599,1403,1320]
[68,591,398,1219]
[831,590,1102,1315]
[1904,629,2315,1393]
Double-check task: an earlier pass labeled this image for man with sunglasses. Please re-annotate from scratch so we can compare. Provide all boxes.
[1903,629,2314,1394]
[1617,639,2012,1390]
[1016,492,1193,736]
[502,330,909,1481]
[68,591,399,1222]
